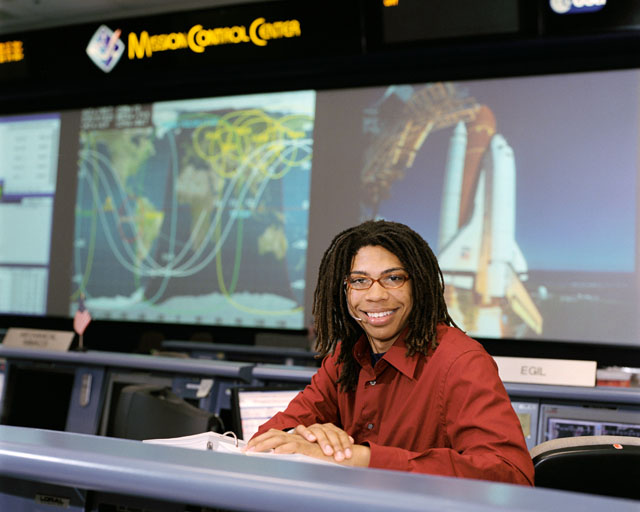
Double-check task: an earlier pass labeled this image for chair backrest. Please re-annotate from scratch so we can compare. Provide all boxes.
[531,435,640,500]
[112,384,223,440]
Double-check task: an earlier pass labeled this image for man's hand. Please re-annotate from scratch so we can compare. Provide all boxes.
[293,423,354,461]
[245,426,370,466]
[244,428,327,459]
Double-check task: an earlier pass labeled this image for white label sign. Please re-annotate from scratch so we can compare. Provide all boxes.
[35,494,71,507]
[493,356,597,387]
[2,328,74,352]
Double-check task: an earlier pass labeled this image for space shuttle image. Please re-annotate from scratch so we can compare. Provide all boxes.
[437,106,543,338]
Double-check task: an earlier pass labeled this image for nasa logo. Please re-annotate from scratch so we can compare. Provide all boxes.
[550,0,607,14]
[86,24,125,73]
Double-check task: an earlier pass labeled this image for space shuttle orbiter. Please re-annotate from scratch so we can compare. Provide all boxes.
[437,107,542,338]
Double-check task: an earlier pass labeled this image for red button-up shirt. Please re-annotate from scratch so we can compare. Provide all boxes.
[255,325,534,485]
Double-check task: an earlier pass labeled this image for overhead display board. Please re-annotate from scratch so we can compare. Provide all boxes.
[0,0,363,106]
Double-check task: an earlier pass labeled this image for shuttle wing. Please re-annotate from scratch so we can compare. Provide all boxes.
[503,264,543,334]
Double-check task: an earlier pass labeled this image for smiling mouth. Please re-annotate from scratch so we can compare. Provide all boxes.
[366,310,395,319]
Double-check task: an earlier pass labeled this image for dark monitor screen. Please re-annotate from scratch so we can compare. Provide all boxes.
[0,363,74,431]
[381,0,522,44]
[230,385,302,440]
[98,371,174,437]
[110,383,217,440]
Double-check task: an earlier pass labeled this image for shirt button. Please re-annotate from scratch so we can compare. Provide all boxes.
[369,380,376,386]
[367,423,374,430]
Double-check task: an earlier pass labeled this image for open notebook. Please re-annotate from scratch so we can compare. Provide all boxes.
[143,431,340,466]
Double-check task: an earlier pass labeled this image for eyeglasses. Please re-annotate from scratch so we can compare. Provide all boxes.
[345,272,410,291]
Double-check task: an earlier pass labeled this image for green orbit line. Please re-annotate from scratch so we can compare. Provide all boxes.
[230,217,243,293]
[72,134,100,302]
[214,201,301,317]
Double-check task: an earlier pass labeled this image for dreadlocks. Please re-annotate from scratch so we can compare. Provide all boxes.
[312,220,458,392]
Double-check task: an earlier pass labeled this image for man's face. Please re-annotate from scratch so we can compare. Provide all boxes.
[346,245,413,352]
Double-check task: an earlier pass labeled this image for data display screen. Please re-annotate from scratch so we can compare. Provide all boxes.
[70,92,314,329]
[541,404,640,442]
[231,386,302,440]
[0,113,60,315]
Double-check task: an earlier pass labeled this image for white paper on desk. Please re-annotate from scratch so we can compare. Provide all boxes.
[142,431,339,466]
[143,431,246,453]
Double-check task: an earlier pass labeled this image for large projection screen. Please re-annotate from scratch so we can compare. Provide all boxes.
[1,69,639,346]
[307,70,639,346]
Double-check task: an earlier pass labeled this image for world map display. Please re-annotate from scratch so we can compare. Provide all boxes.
[70,91,314,329]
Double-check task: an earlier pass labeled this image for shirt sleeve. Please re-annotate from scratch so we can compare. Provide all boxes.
[368,350,535,485]
[252,352,341,438]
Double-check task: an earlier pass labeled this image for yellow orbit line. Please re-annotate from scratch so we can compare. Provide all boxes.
[193,110,312,180]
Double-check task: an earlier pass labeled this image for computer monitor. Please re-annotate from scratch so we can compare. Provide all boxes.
[111,383,221,440]
[0,362,74,431]
[230,385,303,440]
[98,370,175,437]
[539,404,640,443]
[510,400,539,451]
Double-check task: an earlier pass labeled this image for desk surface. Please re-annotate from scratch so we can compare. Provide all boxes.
[1,426,638,512]
[162,340,319,359]
[1,345,639,404]
[0,345,253,381]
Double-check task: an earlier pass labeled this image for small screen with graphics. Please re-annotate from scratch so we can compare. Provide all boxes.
[233,387,302,440]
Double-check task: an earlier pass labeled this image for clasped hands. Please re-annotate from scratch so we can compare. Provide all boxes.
[244,423,370,466]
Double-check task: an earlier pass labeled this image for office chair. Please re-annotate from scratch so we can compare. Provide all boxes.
[112,384,223,441]
[531,435,640,500]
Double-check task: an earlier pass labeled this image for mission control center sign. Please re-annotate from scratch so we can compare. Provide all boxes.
[86,17,302,73]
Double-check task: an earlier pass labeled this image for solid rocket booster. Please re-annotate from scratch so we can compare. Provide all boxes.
[438,121,467,252]
[488,134,517,298]
[490,134,516,263]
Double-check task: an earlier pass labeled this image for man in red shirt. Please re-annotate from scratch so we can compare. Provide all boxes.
[246,220,534,485]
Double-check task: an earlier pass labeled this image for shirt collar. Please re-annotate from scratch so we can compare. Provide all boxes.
[353,327,423,380]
